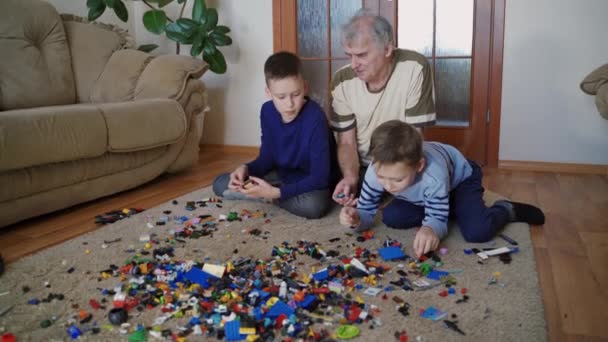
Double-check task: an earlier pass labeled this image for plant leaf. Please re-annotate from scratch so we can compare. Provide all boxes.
[104,0,116,8]
[192,0,207,24]
[213,25,231,35]
[176,18,199,35]
[112,0,128,22]
[191,35,205,57]
[143,10,167,34]
[87,0,106,21]
[165,22,195,44]
[209,31,232,46]
[177,0,187,3]
[202,38,217,56]
[137,44,159,53]
[205,8,218,30]
[204,49,227,74]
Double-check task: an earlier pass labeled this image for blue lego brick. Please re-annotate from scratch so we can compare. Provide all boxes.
[183,267,217,289]
[312,268,329,281]
[426,270,450,281]
[420,306,447,321]
[266,300,294,318]
[377,247,407,261]
[297,295,318,309]
[224,320,246,341]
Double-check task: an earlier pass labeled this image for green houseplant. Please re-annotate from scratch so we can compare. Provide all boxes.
[86,0,232,74]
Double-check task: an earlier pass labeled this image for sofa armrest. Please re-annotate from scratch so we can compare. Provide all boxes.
[90,50,209,103]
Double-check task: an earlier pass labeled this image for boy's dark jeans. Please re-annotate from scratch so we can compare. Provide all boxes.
[382,161,510,242]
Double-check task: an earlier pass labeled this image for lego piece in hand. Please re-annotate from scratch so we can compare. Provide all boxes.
[241,178,257,190]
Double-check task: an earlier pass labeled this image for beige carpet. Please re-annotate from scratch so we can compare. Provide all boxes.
[0,187,546,341]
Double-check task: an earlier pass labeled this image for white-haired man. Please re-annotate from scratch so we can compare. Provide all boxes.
[331,9,436,206]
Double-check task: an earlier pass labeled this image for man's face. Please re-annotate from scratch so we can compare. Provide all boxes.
[344,33,392,83]
[266,76,307,123]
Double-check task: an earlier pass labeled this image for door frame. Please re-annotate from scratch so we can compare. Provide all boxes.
[272,0,505,167]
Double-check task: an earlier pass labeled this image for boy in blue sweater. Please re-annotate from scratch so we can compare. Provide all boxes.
[340,120,545,257]
[213,52,339,219]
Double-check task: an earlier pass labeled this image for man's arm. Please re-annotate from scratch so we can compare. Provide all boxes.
[333,128,360,206]
[336,128,359,182]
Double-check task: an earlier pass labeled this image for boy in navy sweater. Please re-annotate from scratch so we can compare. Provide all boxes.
[340,120,545,257]
[213,52,339,219]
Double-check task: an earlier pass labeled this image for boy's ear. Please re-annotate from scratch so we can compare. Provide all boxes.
[416,157,426,173]
[302,79,309,95]
[265,86,272,99]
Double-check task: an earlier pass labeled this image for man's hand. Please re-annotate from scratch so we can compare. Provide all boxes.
[413,226,440,258]
[333,177,358,207]
[228,165,248,191]
[339,207,360,228]
[239,176,280,200]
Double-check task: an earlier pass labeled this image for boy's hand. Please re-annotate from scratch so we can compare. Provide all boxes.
[239,176,280,200]
[413,226,440,258]
[333,177,358,207]
[228,165,248,190]
[339,207,360,228]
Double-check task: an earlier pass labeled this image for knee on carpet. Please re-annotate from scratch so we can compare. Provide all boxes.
[381,214,420,230]
[212,173,230,197]
[287,195,330,219]
[460,225,495,243]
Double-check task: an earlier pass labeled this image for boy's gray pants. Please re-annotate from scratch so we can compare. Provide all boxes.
[212,172,331,219]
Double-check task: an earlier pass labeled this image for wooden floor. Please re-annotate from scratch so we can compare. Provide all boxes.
[1,145,607,340]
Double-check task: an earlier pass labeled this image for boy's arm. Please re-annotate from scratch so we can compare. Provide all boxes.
[279,117,331,199]
[421,181,450,240]
[355,166,385,231]
[246,105,274,177]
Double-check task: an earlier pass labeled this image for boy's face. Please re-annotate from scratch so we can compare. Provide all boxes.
[374,159,425,194]
[266,76,307,123]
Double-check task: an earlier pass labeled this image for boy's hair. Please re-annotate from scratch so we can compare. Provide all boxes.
[264,51,302,84]
[369,120,423,166]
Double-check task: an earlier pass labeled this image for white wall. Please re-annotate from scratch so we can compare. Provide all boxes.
[48,0,134,30]
[47,0,272,146]
[500,0,608,164]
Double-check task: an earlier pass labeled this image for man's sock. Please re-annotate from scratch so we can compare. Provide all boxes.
[494,200,545,225]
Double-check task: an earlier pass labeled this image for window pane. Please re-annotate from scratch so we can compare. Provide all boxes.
[302,60,329,110]
[434,58,471,126]
[298,0,328,58]
[397,0,433,56]
[330,0,362,58]
[436,0,473,56]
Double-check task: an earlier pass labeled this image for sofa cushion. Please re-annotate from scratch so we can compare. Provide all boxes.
[100,99,187,152]
[0,99,187,171]
[0,146,168,203]
[0,104,107,172]
[61,15,134,103]
[0,0,76,110]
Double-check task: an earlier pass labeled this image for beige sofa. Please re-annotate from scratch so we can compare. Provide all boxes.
[0,0,209,228]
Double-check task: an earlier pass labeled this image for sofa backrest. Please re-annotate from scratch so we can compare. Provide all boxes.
[0,0,76,110]
[61,15,134,103]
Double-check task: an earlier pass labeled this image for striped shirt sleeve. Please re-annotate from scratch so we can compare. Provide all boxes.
[421,179,450,239]
[356,165,385,231]
[330,73,356,133]
[403,57,436,127]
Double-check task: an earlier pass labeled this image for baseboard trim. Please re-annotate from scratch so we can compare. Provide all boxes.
[499,160,608,175]
[200,144,259,154]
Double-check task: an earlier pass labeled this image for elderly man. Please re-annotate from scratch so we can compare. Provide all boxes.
[331,9,436,206]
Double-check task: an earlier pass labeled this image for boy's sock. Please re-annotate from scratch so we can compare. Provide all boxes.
[494,200,545,225]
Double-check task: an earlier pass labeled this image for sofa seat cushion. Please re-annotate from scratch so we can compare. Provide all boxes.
[0,147,168,202]
[0,98,187,172]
